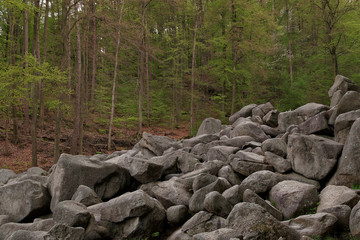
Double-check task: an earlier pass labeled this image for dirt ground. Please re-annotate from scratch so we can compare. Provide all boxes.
[0,120,190,173]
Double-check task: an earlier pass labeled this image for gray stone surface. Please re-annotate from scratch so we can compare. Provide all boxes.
[229,104,257,124]
[0,219,54,240]
[230,158,273,176]
[139,132,177,156]
[230,122,269,142]
[317,185,360,212]
[319,205,351,229]
[6,230,48,240]
[0,169,16,186]
[196,117,222,136]
[183,134,220,148]
[46,224,85,240]
[269,180,319,219]
[193,228,243,240]
[203,191,232,218]
[264,151,291,173]
[207,146,238,162]
[328,75,360,98]
[334,110,360,144]
[53,201,91,228]
[181,211,226,237]
[263,110,279,128]
[350,200,360,238]
[218,165,243,186]
[297,111,332,135]
[222,185,243,206]
[71,185,102,207]
[329,91,360,125]
[166,205,190,225]
[262,138,287,157]
[239,170,280,195]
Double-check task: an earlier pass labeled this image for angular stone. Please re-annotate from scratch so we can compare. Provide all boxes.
[278,172,321,189]
[181,211,226,237]
[226,202,301,240]
[231,151,265,163]
[261,124,282,137]
[192,173,218,192]
[295,103,330,119]
[71,185,102,207]
[230,122,269,142]
[53,201,91,228]
[230,158,273,176]
[243,189,282,220]
[128,158,163,183]
[283,213,338,237]
[166,205,190,225]
[139,132,177,156]
[0,219,54,240]
[330,90,344,107]
[269,180,319,219]
[6,230,47,240]
[240,170,281,195]
[207,146,238,162]
[297,111,332,135]
[319,205,351,229]
[46,224,85,240]
[317,185,360,212]
[252,102,274,118]
[288,134,343,180]
[0,180,50,222]
[196,117,222,136]
[262,138,287,157]
[203,191,232,218]
[334,110,360,144]
[0,169,16,186]
[264,151,291,173]
[263,109,279,128]
[329,118,360,186]
[222,185,243,206]
[48,154,131,211]
[329,91,360,125]
[350,200,360,238]
[183,134,220,148]
[193,228,243,240]
[328,75,360,98]
[277,111,305,133]
[229,104,257,124]
[218,165,243,186]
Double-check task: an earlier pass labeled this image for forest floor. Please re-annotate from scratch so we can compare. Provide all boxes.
[0,119,190,173]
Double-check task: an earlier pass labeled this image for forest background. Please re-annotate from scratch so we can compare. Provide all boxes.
[1,0,360,171]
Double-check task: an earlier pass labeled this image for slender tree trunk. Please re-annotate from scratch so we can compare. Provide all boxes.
[286,0,293,86]
[144,15,150,126]
[4,110,10,156]
[108,0,125,151]
[90,0,97,103]
[54,106,61,163]
[24,0,30,128]
[190,14,198,133]
[230,0,237,116]
[138,48,144,136]
[71,2,82,154]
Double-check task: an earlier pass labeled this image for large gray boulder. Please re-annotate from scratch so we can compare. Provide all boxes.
[297,111,332,135]
[203,191,232,218]
[207,146,238,162]
[0,180,50,222]
[48,154,131,211]
[230,122,269,142]
[319,205,351,229]
[229,104,257,124]
[226,202,301,240]
[328,75,360,98]
[230,158,273,176]
[350,200,360,238]
[263,110,279,128]
[218,165,243,186]
[0,169,16,186]
[181,211,226,237]
[283,213,338,237]
[196,117,222,136]
[222,185,244,206]
[262,138,287,157]
[264,151,291,173]
[252,102,274,119]
[53,201,91,228]
[166,205,190,225]
[278,172,321,190]
[71,185,102,207]
[329,91,360,125]
[288,134,343,180]
[269,180,319,219]
[6,230,47,240]
[317,185,360,212]
[139,132,177,156]
[183,134,220,148]
[329,118,360,186]
[0,219,54,240]
[193,228,243,240]
[46,224,85,240]
[239,170,281,195]
[334,110,360,143]
[192,173,218,192]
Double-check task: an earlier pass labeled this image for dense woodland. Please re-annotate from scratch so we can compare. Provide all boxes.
[1,0,360,166]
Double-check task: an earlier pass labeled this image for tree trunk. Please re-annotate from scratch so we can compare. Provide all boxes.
[4,110,10,156]
[90,0,97,103]
[24,0,30,128]
[108,0,125,151]
[54,106,61,163]
[286,0,293,86]
[138,48,144,136]
[71,2,82,154]
[190,13,198,133]
[145,15,150,126]
[230,0,237,116]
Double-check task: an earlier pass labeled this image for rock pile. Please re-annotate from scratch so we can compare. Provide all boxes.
[1,75,360,239]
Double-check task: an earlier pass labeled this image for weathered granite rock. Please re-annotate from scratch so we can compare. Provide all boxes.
[183,134,220,148]
[278,172,321,189]
[283,213,338,237]
[48,154,131,211]
[269,180,319,219]
[181,211,226,236]
[261,124,282,137]
[263,110,279,128]
[319,205,351,229]
[226,202,301,240]
[230,158,273,176]
[192,173,218,192]
[243,189,282,220]
[46,224,85,240]
[288,134,343,180]
[53,201,91,228]
[203,191,232,218]
[222,185,243,206]
[0,215,13,227]
[193,228,243,240]
[239,170,281,195]
[0,219,54,240]
[262,138,287,157]
[350,200,360,238]
[71,185,102,207]
[196,117,222,136]
[189,178,231,213]
[264,151,291,173]
[317,185,360,212]
[329,91,360,125]
[277,111,305,133]
[6,230,48,240]
[230,122,269,142]
[229,104,257,124]
[231,150,266,163]
[166,205,190,225]
[218,165,243,186]
[334,110,360,144]
[0,169,16,186]
[328,75,360,98]
[252,102,274,119]
[329,118,360,186]
[297,111,332,135]
[0,180,50,222]
[207,146,239,162]
[139,132,177,156]
[330,90,344,107]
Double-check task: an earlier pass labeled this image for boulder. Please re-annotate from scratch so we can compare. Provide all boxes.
[252,102,274,119]
[328,75,360,98]
[222,185,243,206]
[277,111,305,133]
[0,180,50,222]
[53,201,91,228]
[334,110,360,143]
[183,134,220,148]
[226,202,301,240]
[319,205,351,229]
[230,122,269,142]
[278,172,321,189]
[166,205,190,225]
[189,178,231,213]
[261,138,287,157]
[193,228,243,240]
[329,118,360,186]
[88,190,164,223]
[330,90,344,107]
[0,215,13,226]
[207,146,238,162]
[283,213,338,237]
[230,158,273,177]
[263,110,279,128]
[196,117,222,136]
[243,189,282,220]
[229,104,257,124]
[6,230,47,240]
[269,180,319,219]
[231,150,265,164]
[350,200,360,238]
[139,132,177,156]
[48,154,131,211]
[71,185,102,207]
[317,185,360,212]
[46,224,85,240]
[0,219,54,240]
[297,111,332,135]
[264,151,291,173]
[288,134,343,180]
[261,124,282,137]
[0,169,16,186]
[329,91,360,125]
[295,103,330,119]
[128,157,163,183]
[192,173,218,192]
[218,165,243,186]
[224,136,254,148]
[239,170,281,195]
[203,191,232,218]
[181,211,226,236]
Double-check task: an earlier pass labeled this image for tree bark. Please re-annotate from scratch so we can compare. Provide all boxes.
[90,0,97,103]
[144,14,150,126]
[286,0,293,86]
[190,9,198,133]
[108,0,125,151]
[54,105,61,163]
[230,0,237,116]
[24,0,30,128]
